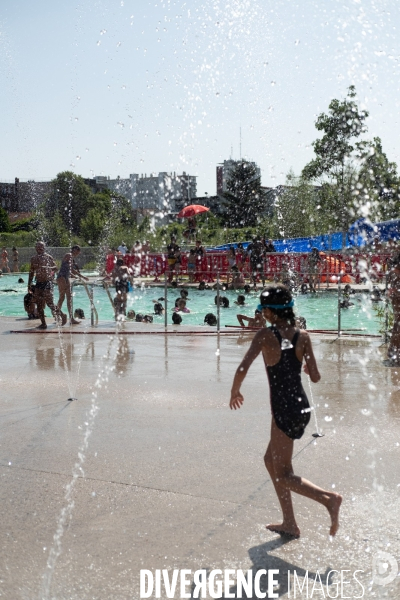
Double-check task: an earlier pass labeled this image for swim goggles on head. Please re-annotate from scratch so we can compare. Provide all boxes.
[257,300,294,311]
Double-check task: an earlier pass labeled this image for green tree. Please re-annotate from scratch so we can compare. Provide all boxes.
[80,208,108,245]
[40,211,71,246]
[0,207,11,233]
[302,86,369,236]
[46,171,93,235]
[222,160,267,227]
[271,173,320,239]
[355,137,400,222]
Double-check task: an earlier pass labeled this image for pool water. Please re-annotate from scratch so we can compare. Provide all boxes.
[0,275,382,333]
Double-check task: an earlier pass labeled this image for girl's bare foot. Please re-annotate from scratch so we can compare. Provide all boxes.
[36,324,47,330]
[70,318,81,325]
[327,493,342,536]
[266,523,300,538]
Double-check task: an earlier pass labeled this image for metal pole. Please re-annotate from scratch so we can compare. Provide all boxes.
[217,271,220,333]
[384,273,389,344]
[71,280,75,318]
[164,271,168,329]
[337,273,341,338]
[90,284,94,327]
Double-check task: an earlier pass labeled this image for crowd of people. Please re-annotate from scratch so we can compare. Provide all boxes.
[4,234,400,366]
[0,247,19,273]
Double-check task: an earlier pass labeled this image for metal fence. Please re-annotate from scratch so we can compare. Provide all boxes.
[3,247,100,271]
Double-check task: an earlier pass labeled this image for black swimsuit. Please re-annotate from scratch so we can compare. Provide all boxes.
[265,326,311,440]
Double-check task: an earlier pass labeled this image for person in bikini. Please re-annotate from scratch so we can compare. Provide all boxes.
[230,284,342,538]
[57,245,89,324]
[12,247,19,272]
[28,242,67,329]
[1,247,10,273]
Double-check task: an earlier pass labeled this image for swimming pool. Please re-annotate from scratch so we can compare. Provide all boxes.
[0,275,383,334]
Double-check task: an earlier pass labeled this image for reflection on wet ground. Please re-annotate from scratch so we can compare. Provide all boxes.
[0,317,399,598]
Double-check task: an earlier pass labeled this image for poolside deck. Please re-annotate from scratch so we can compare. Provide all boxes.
[0,316,399,599]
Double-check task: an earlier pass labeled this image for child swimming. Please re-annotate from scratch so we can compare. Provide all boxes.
[229,284,342,537]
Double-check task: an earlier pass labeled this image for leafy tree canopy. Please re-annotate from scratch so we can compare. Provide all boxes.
[0,207,11,233]
[355,137,400,222]
[46,171,92,235]
[302,86,369,182]
[222,160,266,228]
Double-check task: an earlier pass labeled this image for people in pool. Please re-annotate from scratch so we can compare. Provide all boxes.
[340,284,355,309]
[236,309,266,329]
[300,283,308,294]
[173,298,190,313]
[370,286,382,302]
[172,312,182,325]
[234,294,246,306]
[228,266,245,290]
[204,313,217,326]
[153,301,164,315]
[23,286,39,319]
[214,295,229,308]
[135,313,153,323]
[229,284,342,538]
[295,316,307,330]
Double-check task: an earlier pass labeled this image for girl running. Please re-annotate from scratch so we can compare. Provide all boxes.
[230,284,342,538]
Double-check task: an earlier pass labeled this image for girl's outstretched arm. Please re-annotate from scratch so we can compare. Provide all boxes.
[303,333,321,383]
[230,331,265,409]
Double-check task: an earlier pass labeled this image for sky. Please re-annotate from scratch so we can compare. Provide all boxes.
[1,0,400,195]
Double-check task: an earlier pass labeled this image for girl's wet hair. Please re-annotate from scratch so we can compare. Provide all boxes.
[154,302,163,314]
[172,312,182,325]
[204,313,217,326]
[259,284,296,326]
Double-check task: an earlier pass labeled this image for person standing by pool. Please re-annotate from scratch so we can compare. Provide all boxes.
[12,247,19,272]
[247,238,265,289]
[194,239,205,279]
[235,243,245,272]
[111,258,133,318]
[57,245,89,324]
[1,247,10,273]
[187,249,196,282]
[166,236,180,283]
[28,242,67,329]
[264,238,276,253]
[229,284,342,537]
[226,246,236,285]
[307,248,321,292]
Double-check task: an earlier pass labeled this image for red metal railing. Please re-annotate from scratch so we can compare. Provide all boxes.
[106,251,391,284]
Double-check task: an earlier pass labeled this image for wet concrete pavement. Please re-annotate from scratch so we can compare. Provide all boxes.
[0,317,399,599]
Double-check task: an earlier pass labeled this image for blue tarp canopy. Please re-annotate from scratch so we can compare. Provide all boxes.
[207,218,400,253]
[208,232,347,253]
